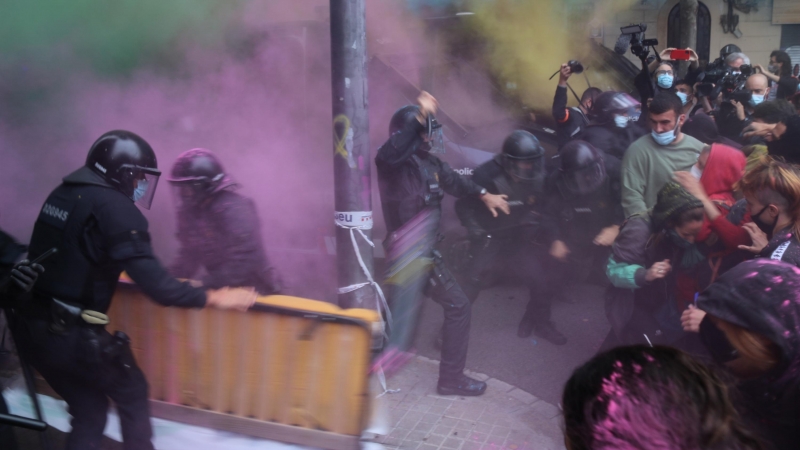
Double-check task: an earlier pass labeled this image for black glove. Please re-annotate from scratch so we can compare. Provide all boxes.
[10,260,45,292]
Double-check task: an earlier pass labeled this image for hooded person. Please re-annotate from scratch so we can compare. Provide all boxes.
[682,259,800,449]
[602,182,709,353]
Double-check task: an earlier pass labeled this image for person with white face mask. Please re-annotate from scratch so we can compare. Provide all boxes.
[621,92,706,217]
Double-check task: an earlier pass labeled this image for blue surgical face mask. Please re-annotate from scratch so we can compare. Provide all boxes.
[613,115,629,128]
[651,117,682,146]
[676,91,689,105]
[133,179,148,202]
[750,93,765,107]
[657,74,673,89]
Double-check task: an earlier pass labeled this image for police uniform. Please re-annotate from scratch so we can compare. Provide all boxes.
[456,156,562,335]
[12,159,206,448]
[376,110,485,394]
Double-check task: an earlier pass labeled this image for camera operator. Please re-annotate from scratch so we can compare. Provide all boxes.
[754,50,800,101]
[715,72,769,144]
[552,62,602,149]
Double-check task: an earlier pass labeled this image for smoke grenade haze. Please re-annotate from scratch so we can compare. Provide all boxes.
[0,0,633,302]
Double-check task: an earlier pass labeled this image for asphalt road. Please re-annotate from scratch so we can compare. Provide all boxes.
[412,280,610,406]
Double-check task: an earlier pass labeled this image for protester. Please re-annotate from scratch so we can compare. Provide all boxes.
[681,259,800,449]
[674,78,702,117]
[755,50,800,101]
[734,156,800,266]
[562,345,763,450]
[743,104,800,164]
[621,92,705,217]
[603,182,707,351]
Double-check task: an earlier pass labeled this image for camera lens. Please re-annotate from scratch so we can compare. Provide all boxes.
[568,60,584,74]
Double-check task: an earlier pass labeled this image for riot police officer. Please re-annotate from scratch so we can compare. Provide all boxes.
[456,130,568,344]
[579,91,647,173]
[167,149,281,295]
[544,140,624,286]
[10,130,256,450]
[376,92,508,396]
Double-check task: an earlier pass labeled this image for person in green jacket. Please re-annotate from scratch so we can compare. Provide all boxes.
[621,92,705,217]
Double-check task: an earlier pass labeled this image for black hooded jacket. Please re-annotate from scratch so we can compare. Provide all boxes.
[170,188,281,295]
[698,259,800,449]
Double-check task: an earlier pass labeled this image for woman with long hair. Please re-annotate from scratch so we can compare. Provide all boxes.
[755,50,800,101]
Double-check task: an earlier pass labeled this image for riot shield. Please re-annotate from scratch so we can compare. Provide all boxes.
[382,207,441,351]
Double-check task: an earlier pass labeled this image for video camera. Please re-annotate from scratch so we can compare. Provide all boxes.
[616,24,659,62]
[697,64,753,103]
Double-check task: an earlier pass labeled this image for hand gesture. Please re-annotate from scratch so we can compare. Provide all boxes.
[416,91,439,122]
[10,260,45,292]
[673,171,707,200]
[743,122,778,140]
[593,225,620,246]
[206,286,258,312]
[659,48,677,60]
[645,259,671,282]
[680,304,706,332]
[729,99,746,121]
[481,193,510,217]
[738,222,769,254]
[559,63,572,83]
[550,240,570,262]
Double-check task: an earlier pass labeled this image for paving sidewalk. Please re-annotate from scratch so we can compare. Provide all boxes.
[363,356,567,450]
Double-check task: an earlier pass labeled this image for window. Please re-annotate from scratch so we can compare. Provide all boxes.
[667,2,712,66]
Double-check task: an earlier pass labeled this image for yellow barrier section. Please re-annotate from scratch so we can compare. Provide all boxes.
[106,283,379,437]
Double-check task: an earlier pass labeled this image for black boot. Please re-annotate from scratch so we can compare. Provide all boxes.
[534,321,567,345]
[437,374,487,396]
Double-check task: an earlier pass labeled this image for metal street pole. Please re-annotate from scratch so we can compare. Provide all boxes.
[330,0,376,309]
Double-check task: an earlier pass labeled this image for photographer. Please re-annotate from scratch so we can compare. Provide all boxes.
[552,62,601,149]
[716,73,770,144]
[755,50,799,101]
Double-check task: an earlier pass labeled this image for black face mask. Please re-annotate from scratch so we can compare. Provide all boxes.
[699,317,739,364]
[752,204,779,235]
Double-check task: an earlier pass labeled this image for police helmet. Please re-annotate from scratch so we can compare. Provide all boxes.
[591,91,641,124]
[389,105,445,154]
[86,130,161,209]
[501,130,544,183]
[558,140,606,196]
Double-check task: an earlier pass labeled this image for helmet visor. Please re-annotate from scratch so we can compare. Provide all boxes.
[563,163,606,195]
[426,115,445,154]
[505,157,544,183]
[133,172,160,210]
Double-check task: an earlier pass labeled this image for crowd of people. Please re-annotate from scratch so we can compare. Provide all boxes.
[1,41,799,449]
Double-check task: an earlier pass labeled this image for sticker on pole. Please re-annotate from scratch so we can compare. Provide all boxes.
[335,211,373,230]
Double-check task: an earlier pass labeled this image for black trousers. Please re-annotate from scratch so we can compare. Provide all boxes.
[0,394,18,450]
[386,257,472,382]
[464,239,559,327]
[424,262,471,381]
[10,316,154,450]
